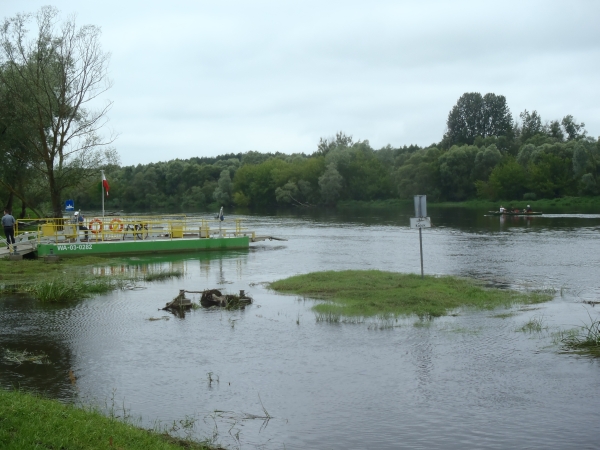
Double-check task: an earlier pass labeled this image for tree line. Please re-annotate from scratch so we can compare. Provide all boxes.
[1,8,598,216]
[73,108,598,212]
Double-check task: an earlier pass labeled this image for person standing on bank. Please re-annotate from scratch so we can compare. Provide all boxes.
[2,209,16,251]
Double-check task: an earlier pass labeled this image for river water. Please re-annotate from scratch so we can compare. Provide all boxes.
[2,206,600,449]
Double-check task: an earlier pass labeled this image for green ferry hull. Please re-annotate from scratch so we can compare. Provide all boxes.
[36,236,250,257]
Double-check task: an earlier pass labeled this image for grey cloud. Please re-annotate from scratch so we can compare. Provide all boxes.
[3,0,599,164]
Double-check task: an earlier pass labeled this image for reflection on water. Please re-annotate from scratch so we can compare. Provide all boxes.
[1,208,600,449]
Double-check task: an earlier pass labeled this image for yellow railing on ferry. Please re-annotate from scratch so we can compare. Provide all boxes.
[25,216,252,243]
[15,215,187,234]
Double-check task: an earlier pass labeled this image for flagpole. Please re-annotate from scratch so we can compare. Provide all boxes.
[101,170,105,218]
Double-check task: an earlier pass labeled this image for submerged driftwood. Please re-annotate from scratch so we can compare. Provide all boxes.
[162,289,253,312]
[583,300,600,306]
[200,289,253,309]
[162,290,193,310]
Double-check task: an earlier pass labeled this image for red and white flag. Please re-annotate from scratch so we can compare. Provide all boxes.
[102,172,110,196]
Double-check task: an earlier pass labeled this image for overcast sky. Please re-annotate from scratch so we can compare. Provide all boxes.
[3,1,600,166]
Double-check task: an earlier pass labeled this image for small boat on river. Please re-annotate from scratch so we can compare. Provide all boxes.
[487,211,543,216]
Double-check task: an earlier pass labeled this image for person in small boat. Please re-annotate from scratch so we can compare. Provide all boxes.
[526,205,532,213]
[499,206,505,213]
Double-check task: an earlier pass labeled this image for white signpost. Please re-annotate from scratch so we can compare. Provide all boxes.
[410,217,432,228]
[411,195,431,278]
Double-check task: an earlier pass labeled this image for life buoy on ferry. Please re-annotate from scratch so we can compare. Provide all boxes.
[89,218,103,234]
[109,218,124,232]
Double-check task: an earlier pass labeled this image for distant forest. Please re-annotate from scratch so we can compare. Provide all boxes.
[3,91,600,215]
[71,92,598,212]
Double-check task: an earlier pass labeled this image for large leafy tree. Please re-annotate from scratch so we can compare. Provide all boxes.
[443,93,513,147]
[0,65,46,217]
[476,157,528,201]
[561,115,586,141]
[471,144,503,181]
[481,93,513,139]
[519,110,543,142]
[318,163,343,205]
[213,169,233,206]
[444,93,484,146]
[527,152,575,198]
[316,131,353,156]
[394,147,441,199]
[0,6,116,218]
[438,145,479,200]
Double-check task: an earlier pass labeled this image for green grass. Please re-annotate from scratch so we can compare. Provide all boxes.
[518,315,547,333]
[25,276,124,303]
[270,270,552,319]
[0,257,179,302]
[26,278,84,302]
[0,256,121,285]
[315,311,342,323]
[490,312,518,319]
[0,389,216,450]
[560,317,600,357]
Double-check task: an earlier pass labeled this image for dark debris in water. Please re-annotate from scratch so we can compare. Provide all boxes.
[162,290,193,310]
[2,348,51,366]
[200,289,253,310]
[160,289,253,317]
[582,300,600,306]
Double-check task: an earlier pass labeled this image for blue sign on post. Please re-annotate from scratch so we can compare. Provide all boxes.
[65,199,74,211]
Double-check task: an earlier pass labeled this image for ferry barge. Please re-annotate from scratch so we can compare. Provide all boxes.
[5,215,266,258]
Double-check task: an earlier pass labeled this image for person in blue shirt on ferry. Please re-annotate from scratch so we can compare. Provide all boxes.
[74,211,89,240]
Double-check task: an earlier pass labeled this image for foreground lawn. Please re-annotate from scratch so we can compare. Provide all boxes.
[0,389,215,450]
[270,270,552,319]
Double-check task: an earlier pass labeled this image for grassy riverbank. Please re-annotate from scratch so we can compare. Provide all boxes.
[337,199,412,209]
[0,256,128,302]
[0,256,116,284]
[0,257,182,302]
[433,196,600,211]
[270,270,552,319]
[0,389,216,450]
[337,196,600,211]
